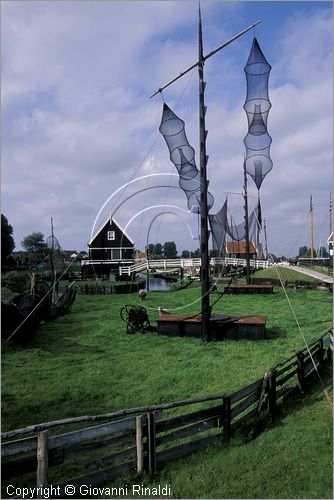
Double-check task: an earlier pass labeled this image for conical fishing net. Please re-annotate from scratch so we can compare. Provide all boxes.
[159,103,214,214]
[243,38,273,190]
[158,39,271,253]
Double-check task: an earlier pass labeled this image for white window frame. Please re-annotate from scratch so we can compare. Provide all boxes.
[107,231,115,241]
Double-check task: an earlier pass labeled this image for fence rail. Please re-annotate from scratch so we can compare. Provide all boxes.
[2,328,332,495]
[119,257,271,276]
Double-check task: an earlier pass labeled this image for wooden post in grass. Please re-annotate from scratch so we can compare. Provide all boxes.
[296,351,305,393]
[36,430,48,495]
[268,369,277,422]
[318,338,324,368]
[136,415,145,474]
[223,395,231,443]
[146,411,156,473]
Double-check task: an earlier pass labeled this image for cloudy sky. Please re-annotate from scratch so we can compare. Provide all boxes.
[2,1,332,257]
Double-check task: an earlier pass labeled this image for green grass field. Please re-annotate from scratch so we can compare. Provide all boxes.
[1,281,333,498]
[251,265,320,282]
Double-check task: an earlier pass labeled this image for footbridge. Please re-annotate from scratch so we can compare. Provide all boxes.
[119,257,271,276]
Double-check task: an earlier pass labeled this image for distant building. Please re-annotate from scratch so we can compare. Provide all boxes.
[134,250,147,261]
[62,250,78,263]
[81,216,134,277]
[225,241,257,259]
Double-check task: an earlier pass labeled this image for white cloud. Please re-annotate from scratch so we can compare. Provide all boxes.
[1,2,332,257]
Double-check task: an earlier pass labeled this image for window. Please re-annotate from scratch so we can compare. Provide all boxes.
[107,231,115,240]
[112,249,121,259]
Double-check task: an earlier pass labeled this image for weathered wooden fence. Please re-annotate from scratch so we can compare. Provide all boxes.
[2,329,332,497]
[79,282,145,295]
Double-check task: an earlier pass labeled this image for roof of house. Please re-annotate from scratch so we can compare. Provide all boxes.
[134,251,147,259]
[88,215,134,246]
[226,241,256,254]
[62,250,78,258]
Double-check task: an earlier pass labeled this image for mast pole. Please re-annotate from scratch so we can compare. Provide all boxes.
[198,4,211,341]
[50,217,56,302]
[243,160,251,284]
[263,218,268,261]
[310,194,314,259]
[330,192,332,236]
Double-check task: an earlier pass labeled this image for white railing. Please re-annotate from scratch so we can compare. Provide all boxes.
[119,257,271,276]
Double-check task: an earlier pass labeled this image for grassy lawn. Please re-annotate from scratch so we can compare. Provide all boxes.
[1,283,332,498]
[110,374,332,499]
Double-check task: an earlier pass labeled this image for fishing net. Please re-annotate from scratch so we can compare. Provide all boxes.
[159,103,214,214]
[159,38,271,254]
[243,38,273,190]
[46,235,64,271]
[209,198,260,254]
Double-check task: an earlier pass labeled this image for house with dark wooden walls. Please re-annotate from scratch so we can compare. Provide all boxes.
[81,216,134,278]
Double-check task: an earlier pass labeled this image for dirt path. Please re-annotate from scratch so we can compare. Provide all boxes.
[280,265,333,284]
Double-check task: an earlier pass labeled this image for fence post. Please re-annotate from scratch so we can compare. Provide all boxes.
[327,330,333,362]
[296,351,305,393]
[136,415,145,474]
[318,338,324,368]
[223,395,231,443]
[146,411,156,473]
[36,430,48,495]
[268,369,277,422]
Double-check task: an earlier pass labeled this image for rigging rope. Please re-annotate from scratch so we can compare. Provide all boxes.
[264,222,333,411]
[274,265,333,411]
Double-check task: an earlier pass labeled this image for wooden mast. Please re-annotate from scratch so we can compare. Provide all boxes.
[330,192,332,236]
[243,160,251,284]
[198,4,211,341]
[50,217,57,302]
[310,194,314,259]
[263,218,268,260]
[150,9,260,341]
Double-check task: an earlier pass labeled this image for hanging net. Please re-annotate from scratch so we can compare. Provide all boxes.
[46,234,64,271]
[243,38,273,190]
[159,36,272,255]
[159,103,214,214]
[209,197,260,255]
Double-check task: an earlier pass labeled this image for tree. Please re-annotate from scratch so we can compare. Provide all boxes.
[1,213,15,260]
[153,243,163,259]
[163,241,177,259]
[193,248,201,258]
[210,249,219,258]
[21,231,47,263]
[298,246,308,258]
[147,243,155,258]
[181,250,190,258]
[318,246,329,258]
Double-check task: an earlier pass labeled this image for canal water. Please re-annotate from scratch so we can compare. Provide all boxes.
[139,274,175,291]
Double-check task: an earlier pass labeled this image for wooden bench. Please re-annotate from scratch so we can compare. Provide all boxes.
[224,284,273,294]
[156,313,267,340]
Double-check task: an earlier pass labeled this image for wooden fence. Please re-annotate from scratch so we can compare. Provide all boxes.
[79,282,144,295]
[2,329,332,497]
